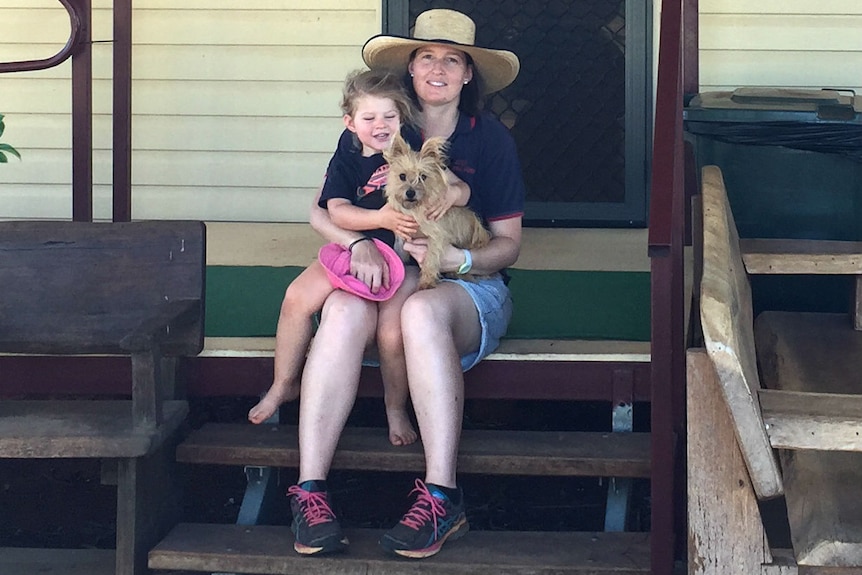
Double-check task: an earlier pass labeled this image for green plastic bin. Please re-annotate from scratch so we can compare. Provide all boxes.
[684,88,862,241]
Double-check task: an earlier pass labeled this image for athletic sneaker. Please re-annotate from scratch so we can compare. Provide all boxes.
[287,480,349,555]
[379,478,469,559]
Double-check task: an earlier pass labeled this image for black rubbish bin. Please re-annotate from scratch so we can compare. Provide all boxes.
[684,87,862,241]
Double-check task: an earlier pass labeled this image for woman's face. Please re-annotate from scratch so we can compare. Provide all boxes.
[408,44,473,107]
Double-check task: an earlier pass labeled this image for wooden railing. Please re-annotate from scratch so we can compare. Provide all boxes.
[648,0,695,573]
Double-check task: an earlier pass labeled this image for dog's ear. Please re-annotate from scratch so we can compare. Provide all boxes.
[384,132,411,163]
[419,137,449,166]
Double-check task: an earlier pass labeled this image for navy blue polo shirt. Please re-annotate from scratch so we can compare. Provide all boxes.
[318,128,423,247]
[405,111,526,225]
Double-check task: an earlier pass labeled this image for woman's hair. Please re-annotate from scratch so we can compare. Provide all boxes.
[403,50,483,116]
[340,69,416,128]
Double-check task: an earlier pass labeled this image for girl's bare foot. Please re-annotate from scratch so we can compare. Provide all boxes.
[248,381,300,424]
[386,407,418,446]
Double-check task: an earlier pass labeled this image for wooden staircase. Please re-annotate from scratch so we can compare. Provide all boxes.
[149,410,653,574]
[146,225,657,574]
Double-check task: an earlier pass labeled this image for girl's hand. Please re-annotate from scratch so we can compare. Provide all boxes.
[349,239,390,295]
[378,204,420,240]
[426,171,470,221]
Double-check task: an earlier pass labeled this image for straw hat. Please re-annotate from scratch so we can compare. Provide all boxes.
[362,9,520,95]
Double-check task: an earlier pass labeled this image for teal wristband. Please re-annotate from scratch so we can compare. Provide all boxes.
[457,249,473,274]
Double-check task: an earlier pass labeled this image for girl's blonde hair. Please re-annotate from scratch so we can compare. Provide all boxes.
[340,69,415,128]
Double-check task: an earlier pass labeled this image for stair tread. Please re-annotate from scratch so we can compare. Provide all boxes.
[149,523,651,574]
[177,423,651,478]
[0,400,188,458]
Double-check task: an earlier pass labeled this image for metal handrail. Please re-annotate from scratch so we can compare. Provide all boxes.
[0,0,84,73]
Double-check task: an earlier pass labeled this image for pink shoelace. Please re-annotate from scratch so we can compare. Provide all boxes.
[288,485,336,527]
[399,478,447,532]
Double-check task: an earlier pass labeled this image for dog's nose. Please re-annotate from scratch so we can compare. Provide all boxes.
[405,189,416,201]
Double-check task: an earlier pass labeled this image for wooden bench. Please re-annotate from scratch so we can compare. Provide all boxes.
[0,220,205,575]
[688,165,862,573]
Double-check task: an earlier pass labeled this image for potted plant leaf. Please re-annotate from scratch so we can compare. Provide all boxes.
[0,114,21,162]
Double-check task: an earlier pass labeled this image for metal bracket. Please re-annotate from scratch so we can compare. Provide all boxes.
[604,368,634,532]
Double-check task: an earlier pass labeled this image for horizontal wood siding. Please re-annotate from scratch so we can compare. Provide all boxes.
[0,0,379,221]
[698,0,862,93]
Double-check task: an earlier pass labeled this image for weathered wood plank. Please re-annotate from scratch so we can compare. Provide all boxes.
[201,336,652,363]
[755,312,862,396]
[779,449,862,567]
[0,400,187,458]
[754,311,862,566]
[699,165,783,499]
[740,239,862,275]
[149,523,651,575]
[759,389,862,451]
[176,423,652,478]
[0,548,116,575]
[687,349,772,574]
[116,440,183,575]
[0,221,205,356]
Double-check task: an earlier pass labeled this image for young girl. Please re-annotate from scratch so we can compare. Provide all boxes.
[249,69,467,446]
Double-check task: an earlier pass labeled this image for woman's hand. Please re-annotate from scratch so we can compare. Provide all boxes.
[378,204,420,241]
[403,238,464,273]
[402,237,429,267]
[349,239,391,296]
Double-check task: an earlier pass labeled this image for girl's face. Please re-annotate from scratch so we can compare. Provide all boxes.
[344,95,401,156]
[408,44,473,107]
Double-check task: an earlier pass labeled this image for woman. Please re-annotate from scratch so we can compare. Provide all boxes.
[289,8,525,559]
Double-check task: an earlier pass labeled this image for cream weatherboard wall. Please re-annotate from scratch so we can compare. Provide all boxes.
[698,0,862,94]
[2,2,860,222]
[0,0,379,222]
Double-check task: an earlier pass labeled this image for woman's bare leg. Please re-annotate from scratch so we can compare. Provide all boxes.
[298,291,377,482]
[248,261,334,424]
[400,283,480,487]
[376,267,420,446]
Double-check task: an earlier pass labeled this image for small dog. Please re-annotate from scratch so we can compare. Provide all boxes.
[384,133,491,289]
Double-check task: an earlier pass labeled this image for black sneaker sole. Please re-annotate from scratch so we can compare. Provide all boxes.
[382,517,469,559]
[294,535,350,556]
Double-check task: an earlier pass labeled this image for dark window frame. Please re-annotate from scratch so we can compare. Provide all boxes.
[382,1,653,228]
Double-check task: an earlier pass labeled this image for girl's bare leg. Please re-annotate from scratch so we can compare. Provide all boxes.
[248,261,334,424]
[376,267,420,446]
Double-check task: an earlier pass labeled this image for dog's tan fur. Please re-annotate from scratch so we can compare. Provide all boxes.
[384,133,491,289]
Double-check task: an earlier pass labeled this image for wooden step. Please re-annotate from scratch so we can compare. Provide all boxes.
[0,547,116,575]
[177,423,651,478]
[0,400,188,458]
[149,523,650,574]
[740,238,862,275]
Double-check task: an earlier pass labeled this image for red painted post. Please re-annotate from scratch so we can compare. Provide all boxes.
[71,0,92,222]
[113,0,132,222]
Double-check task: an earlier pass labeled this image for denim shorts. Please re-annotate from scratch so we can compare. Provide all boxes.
[442,273,513,372]
[360,274,512,372]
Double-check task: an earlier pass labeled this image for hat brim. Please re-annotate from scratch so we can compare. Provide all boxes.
[318,239,406,302]
[363,35,520,95]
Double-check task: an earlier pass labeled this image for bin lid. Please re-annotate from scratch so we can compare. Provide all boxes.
[685,88,862,124]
